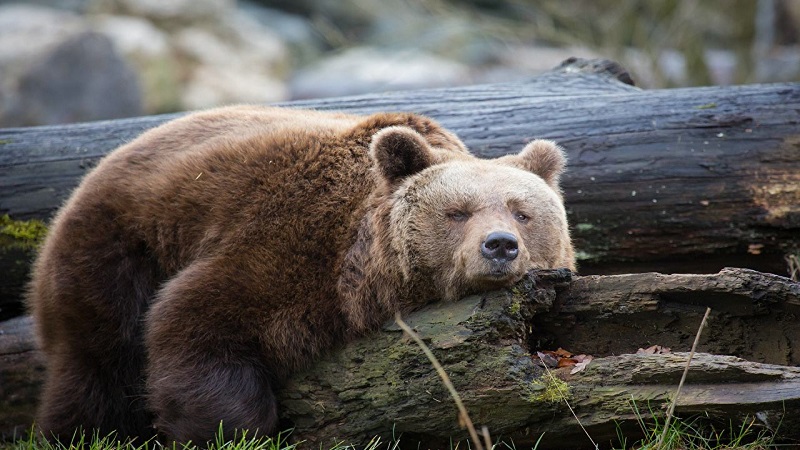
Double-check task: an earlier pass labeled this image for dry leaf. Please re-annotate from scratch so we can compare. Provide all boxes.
[637,345,671,355]
[554,347,573,358]
[536,348,595,371]
[557,358,577,368]
[570,355,593,374]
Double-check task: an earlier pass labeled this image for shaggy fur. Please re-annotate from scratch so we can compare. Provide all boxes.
[27,106,574,444]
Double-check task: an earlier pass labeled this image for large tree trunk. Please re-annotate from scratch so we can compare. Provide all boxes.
[1,58,799,315]
[3,268,799,447]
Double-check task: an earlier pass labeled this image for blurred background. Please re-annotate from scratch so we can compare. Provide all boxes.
[0,0,798,127]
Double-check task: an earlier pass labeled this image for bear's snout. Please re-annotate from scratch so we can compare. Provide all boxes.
[480,231,519,263]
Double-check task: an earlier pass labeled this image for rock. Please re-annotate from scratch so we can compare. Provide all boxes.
[181,66,287,111]
[13,33,143,126]
[251,0,377,32]
[89,0,233,26]
[238,0,325,65]
[0,4,142,127]
[225,11,289,72]
[89,0,290,112]
[289,46,470,99]
[0,0,89,13]
[91,14,181,113]
[173,14,289,109]
[367,10,500,65]
[0,4,85,84]
[92,14,169,58]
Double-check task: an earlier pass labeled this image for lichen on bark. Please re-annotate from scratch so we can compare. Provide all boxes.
[0,215,47,250]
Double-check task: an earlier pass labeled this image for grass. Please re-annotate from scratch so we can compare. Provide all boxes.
[616,404,775,450]
[2,426,407,450]
[2,418,775,450]
[3,427,294,450]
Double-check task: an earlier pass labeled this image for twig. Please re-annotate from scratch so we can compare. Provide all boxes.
[395,313,489,450]
[656,307,712,449]
[481,425,492,450]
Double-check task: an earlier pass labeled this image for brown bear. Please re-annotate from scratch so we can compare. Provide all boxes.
[27,105,575,444]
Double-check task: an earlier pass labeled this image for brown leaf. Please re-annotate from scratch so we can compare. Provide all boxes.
[557,357,577,368]
[637,345,671,355]
[554,347,573,358]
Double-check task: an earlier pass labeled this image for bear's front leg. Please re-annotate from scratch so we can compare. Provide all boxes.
[144,261,280,443]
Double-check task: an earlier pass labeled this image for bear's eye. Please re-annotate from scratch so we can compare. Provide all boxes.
[447,211,471,222]
[514,212,530,223]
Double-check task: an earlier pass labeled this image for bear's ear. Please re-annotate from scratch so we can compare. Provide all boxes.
[508,139,567,189]
[370,126,435,185]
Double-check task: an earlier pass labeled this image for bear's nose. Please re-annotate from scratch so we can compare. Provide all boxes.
[481,231,519,263]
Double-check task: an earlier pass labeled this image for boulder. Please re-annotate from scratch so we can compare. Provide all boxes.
[91,14,181,114]
[290,46,470,99]
[173,14,289,109]
[239,0,325,66]
[88,0,233,26]
[0,4,142,127]
[0,0,89,13]
[181,66,287,111]
[89,0,289,112]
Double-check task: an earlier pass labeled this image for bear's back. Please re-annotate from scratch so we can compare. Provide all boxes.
[60,106,375,275]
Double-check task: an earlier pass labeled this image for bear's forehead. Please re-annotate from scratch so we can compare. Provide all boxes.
[436,161,546,187]
[411,161,556,202]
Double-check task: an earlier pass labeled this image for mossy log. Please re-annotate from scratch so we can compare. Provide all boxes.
[2,58,800,316]
[2,268,799,447]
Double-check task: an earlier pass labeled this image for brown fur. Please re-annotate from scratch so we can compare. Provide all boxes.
[27,106,574,444]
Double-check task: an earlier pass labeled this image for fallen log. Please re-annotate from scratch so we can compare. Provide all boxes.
[1,58,799,315]
[2,268,799,447]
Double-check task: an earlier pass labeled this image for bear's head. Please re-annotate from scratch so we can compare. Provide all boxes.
[369,126,575,303]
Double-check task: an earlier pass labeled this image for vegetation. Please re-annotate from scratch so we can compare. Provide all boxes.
[3,426,299,450]
[0,214,47,250]
[1,418,775,450]
[617,409,774,450]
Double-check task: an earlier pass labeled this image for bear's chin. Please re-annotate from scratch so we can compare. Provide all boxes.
[471,267,527,290]
[440,268,524,302]
[483,259,526,279]
[477,273,523,286]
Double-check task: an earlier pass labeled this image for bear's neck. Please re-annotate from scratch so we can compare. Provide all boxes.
[338,194,443,336]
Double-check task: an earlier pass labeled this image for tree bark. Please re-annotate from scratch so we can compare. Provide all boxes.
[1,58,799,313]
[0,315,42,441]
[2,268,799,446]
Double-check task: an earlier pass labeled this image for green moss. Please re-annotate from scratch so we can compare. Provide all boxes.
[528,375,571,404]
[0,214,48,250]
[0,139,12,145]
[507,298,521,315]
